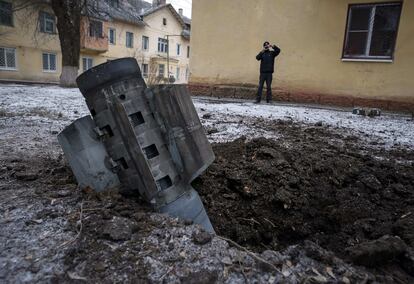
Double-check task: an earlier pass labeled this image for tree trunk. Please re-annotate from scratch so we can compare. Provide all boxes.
[51,0,83,87]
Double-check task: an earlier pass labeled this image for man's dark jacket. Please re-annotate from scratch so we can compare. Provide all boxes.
[256,45,281,74]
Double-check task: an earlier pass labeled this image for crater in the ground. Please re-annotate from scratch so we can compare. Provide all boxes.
[193,136,414,274]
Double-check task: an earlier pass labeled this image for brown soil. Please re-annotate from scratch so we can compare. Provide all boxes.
[193,120,414,281]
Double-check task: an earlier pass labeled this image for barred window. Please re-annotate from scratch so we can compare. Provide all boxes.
[343,2,402,60]
[82,57,93,71]
[177,44,181,55]
[0,1,12,26]
[0,47,16,69]
[158,38,168,53]
[42,53,56,71]
[39,11,55,33]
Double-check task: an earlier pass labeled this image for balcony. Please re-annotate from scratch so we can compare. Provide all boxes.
[80,18,108,53]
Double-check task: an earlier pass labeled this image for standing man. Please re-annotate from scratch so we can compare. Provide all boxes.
[255,42,281,103]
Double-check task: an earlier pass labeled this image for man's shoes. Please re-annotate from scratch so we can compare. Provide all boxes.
[254,100,261,104]
[266,100,271,104]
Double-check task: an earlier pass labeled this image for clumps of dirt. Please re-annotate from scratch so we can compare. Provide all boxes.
[194,135,414,281]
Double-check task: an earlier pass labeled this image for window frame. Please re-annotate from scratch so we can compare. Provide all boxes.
[187,46,190,58]
[39,11,55,34]
[82,57,93,72]
[89,20,103,38]
[126,31,134,48]
[142,36,149,51]
[0,0,13,27]
[341,1,403,62]
[177,43,181,56]
[108,28,116,45]
[0,47,17,70]
[142,63,148,78]
[158,64,165,77]
[176,67,180,80]
[42,52,57,72]
[158,37,168,53]
[163,18,167,26]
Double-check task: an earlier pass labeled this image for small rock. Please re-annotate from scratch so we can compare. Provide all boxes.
[192,230,212,245]
[315,121,323,127]
[207,127,219,134]
[221,256,232,265]
[202,113,212,119]
[51,130,59,135]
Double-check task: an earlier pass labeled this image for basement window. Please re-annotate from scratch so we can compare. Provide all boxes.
[163,18,167,26]
[342,2,402,61]
[143,144,159,160]
[156,175,172,191]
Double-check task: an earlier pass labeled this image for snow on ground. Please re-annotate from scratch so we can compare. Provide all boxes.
[0,84,412,148]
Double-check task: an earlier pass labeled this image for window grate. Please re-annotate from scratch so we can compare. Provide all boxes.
[156,175,172,191]
[42,53,56,71]
[129,111,145,126]
[0,47,16,69]
[143,144,159,160]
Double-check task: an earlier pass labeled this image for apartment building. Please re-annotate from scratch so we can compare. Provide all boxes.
[0,0,191,84]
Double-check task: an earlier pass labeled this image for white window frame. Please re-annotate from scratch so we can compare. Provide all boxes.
[342,2,402,61]
[108,28,116,45]
[0,47,17,70]
[82,57,93,72]
[126,32,134,48]
[42,52,56,72]
[142,36,149,51]
[158,38,168,53]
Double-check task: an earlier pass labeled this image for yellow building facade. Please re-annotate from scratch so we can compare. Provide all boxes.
[190,0,414,110]
[0,2,190,84]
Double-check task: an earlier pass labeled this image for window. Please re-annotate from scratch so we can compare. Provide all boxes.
[89,20,103,38]
[176,67,180,80]
[142,36,149,51]
[82,57,93,71]
[163,18,167,25]
[0,47,16,70]
[42,53,56,72]
[108,28,116,44]
[142,63,148,78]
[39,11,55,33]
[158,38,168,53]
[185,67,189,80]
[126,32,134,48]
[158,64,165,77]
[0,1,12,26]
[177,44,181,55]
[343,2,402,60]
[187,46,190,58]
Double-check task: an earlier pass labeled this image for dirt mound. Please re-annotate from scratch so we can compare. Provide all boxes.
[194,136,414,280]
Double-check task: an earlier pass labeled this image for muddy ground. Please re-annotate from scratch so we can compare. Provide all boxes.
[1,85,414,282]
[194,119,414,282]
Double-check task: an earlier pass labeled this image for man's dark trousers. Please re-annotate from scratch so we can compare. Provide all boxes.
[256,73,272,102]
